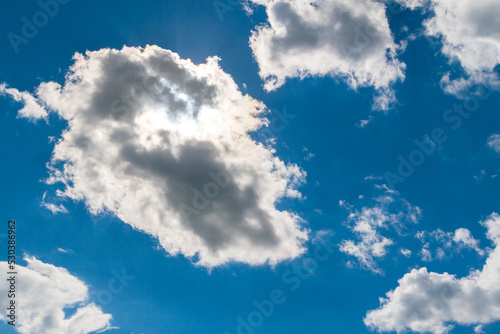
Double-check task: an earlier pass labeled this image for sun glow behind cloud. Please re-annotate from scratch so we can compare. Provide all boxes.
[2,45,308,268]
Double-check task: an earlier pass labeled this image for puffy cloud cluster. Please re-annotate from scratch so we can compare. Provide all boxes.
[399,0,500,95]
[453,228,483,251]
[248,0,406,110]
[365,213,500,333]
[0,257,112,334]
[339,193,421,274]
[4,46,308,267]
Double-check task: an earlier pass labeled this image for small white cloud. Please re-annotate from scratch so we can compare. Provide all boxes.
[396,0,428,10]
[242,0,255,15]
[474,169,487,180]
[356,118,372,128]
[364,175,384,181]
[339,192,421,274]
[304,152,315,161]
[0,256,113,334]
[487,134,500,153]
[40,191,67,214]
[365,213,500,333]
[435,247,446,260]
[474,325,485,334]
[374,184,398,195]
[421,244,432,262]
[0,83,48,121]
[41,202,68,214]
[453,228,484,256]
[400,248,412,257]
[339,199,353,210]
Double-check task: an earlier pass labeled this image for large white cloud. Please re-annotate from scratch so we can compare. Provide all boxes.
[365,213,500,333]
[248,0,406,110]
[0,257,112,334]
[399,0,500,95]
[5,45,308,267]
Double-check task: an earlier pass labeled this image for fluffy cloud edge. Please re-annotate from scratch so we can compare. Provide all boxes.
[3,45,309,268]
[364,213,500,333]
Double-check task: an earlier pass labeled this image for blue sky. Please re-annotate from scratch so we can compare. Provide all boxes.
[1,0,500,333]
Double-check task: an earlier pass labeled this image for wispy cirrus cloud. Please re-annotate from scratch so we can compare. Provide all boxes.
[487,133,500,153]
[0,83,48,121]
